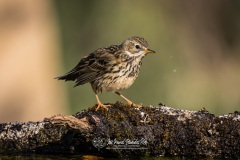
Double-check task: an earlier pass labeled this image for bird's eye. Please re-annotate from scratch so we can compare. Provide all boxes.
[135,45,141,49]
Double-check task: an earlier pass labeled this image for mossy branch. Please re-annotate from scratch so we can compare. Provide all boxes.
[0,102,239,158]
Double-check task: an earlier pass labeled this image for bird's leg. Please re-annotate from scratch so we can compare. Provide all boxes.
[115,92,142,107]
[95,94,110,111]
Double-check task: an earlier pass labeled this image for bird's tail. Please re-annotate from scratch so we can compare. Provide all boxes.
[55,70,78,81]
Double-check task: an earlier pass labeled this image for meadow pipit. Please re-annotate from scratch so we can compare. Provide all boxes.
[56,36,155,110]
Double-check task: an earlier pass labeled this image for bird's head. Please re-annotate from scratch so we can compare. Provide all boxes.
[121,36,155,58]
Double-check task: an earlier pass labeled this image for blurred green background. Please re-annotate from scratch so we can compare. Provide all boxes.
[54,0,240,115]
[1,0,239,122]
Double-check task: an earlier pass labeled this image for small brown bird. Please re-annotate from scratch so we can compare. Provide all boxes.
[56,36,155,110]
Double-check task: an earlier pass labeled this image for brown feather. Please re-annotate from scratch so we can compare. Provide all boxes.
[56,45,121,85]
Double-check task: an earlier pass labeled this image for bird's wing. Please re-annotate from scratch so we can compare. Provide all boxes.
[57,45,121,86]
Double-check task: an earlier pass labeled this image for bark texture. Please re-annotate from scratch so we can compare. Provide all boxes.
[0,102,239,158]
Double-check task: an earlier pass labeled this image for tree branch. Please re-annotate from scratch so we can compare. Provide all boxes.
[0,102,239,158]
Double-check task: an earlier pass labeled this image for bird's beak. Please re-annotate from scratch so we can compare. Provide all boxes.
[144,49,155,54]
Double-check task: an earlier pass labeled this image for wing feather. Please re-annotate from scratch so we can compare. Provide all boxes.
[74,72,98,86]
[56,45,120,86]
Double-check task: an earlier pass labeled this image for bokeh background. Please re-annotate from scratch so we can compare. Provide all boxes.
[0,0,240,122]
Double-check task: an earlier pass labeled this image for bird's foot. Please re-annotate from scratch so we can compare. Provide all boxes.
[126,101,142,108]
[114,92,142,108]
[131,103,142,108]
[95,103,111,111]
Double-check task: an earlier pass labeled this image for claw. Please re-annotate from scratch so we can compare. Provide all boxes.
[95,103,111,111]
[115,92,142,108]
[95,94,111,111]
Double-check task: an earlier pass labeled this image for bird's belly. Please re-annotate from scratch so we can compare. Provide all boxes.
[92,75,137,93]
[92,62,141,93]
[104,76,136,92]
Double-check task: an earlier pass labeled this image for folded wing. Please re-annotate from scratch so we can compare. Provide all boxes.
[55,45,119,87]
